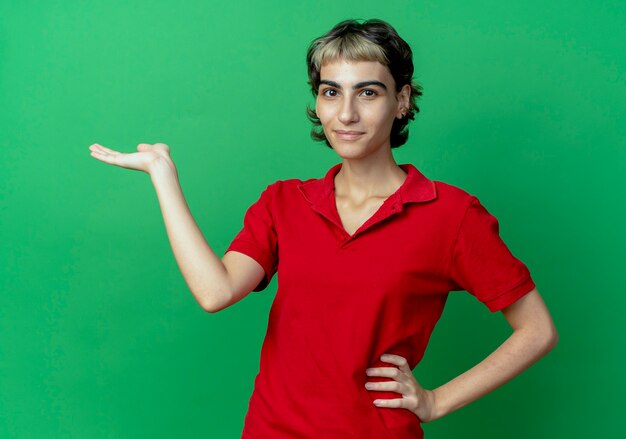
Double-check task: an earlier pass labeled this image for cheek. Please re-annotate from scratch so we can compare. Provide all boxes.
[366,108,397,138]
[364,105,395,127]
[315,102,332,125]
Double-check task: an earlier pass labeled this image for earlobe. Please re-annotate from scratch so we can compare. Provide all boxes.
[396,84,411,118]
[396,101,409,119]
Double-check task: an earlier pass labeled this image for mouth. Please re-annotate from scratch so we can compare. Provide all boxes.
[334,130,365,140]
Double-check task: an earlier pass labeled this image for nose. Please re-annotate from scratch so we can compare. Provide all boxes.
[338,97,359,125]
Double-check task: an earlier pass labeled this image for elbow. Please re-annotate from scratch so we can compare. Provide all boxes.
[201,302,220,314]
[538,322,559,356]
[200,296,225,314]
[517,321,559,357]
[546,325,559,351]
[197,286,230,314]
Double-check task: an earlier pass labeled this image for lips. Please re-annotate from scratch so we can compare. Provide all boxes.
[334,130,365,140]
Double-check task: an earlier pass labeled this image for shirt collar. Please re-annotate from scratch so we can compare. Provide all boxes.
[297,162,437,207]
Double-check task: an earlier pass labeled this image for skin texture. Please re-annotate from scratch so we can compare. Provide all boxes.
[89,58,558,424]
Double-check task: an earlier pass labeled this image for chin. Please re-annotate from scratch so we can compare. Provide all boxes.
[331,148,370,161]
[330,140,379,160]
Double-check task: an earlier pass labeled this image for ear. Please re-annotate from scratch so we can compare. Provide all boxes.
[395,84,412,119]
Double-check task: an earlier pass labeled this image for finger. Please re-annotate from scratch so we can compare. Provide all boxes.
[89,144,105,154]
[373,397,406,408]
[89,144,109,157]
[380,354,412,373]
[365,380,406,393]
[90,148,118,165]
[366,366,401,377]
[90,143,117,153]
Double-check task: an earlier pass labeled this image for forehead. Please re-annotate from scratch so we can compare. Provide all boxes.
[319,59,394,85]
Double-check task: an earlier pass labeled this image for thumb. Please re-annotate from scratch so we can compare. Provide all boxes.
[137,143,151,152]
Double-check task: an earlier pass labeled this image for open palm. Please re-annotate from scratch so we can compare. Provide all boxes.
[89,143,173,174]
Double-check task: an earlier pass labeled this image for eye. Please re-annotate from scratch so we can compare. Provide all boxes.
[321,88,338,97]
[360,89,377,97]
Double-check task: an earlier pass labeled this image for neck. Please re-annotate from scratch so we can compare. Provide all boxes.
[334,150,407,199]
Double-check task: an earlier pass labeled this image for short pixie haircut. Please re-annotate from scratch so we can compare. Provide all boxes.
[306,19,423,149]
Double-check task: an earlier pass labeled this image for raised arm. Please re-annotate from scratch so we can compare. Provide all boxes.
[89,142,265,312]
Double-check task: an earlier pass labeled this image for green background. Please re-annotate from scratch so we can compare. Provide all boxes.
[1,0,624,437]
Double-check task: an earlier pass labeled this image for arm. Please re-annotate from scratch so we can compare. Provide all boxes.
[89,142,265,312]
[150,161,265,312]
[429,287,558,421]
[365,287,558,421]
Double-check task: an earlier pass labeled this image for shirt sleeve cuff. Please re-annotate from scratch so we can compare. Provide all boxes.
[482,276,536,312]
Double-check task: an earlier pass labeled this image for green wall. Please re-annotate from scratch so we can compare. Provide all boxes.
[1,1,624,437]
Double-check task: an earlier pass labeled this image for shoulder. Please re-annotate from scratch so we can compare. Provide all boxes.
[263,175,319,199]
[431,180,505,236]
[397,163,478,215]
[434,180,475,202]
[427,179,479,215]
[270,176,314,188]
[247,177,313,212]
[254,176,308,192]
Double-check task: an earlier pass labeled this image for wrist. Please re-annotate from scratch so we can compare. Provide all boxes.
[429,388,446,422]
[149,156,178,179]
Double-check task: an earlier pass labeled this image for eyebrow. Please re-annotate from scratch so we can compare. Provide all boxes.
[319,79,388,90]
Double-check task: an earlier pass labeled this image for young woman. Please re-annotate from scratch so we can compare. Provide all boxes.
[89,19,558,439]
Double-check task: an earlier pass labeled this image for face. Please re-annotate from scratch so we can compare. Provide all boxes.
[315,59,410,160]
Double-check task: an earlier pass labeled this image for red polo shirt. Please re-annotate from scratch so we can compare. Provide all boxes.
[225,162,535,438]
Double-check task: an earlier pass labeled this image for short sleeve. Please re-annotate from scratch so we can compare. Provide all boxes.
[225,183,279,292]
[449,196,536,312]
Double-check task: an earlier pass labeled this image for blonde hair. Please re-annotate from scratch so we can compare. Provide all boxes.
[309,32,389,70]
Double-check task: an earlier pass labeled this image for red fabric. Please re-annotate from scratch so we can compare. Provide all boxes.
[226,163,535,438]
